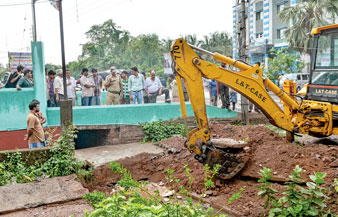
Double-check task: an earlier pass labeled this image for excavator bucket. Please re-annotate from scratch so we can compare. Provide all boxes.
[205,138,250,179]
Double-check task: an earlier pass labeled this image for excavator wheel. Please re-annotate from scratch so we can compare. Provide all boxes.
[286,131,294,143]
[204,138,250,180]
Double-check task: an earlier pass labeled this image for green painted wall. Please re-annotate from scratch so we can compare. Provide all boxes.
[0,42,45,132]
[46,103,237,126]
[0,88,35,130]
[32,42,47,115]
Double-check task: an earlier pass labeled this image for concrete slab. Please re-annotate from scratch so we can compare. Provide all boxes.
[0,174,88,214]
[75,143,164,167]
[2,199,92,217]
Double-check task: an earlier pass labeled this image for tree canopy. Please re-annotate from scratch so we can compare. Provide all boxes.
[65,19,232,78]
[267,48,305,81]
[279,0,338,55]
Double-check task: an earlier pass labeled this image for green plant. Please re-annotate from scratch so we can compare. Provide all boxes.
[77,165,94,182]
[230,120,244,126]
[84,162,241,217]
[0,152,42,185]
[44,127,58,146]
[83,191,107,208]
[257,165,331,216]
[267,48,305,81]
[0,125,92,186]
[203,164,221,192]
[109,161,139,190]
[140,120,186,142]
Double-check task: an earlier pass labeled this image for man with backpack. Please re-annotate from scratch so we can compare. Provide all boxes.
[5,65,25,88]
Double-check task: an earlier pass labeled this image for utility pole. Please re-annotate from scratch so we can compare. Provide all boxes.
[58,0,73,131]
[59,0,67,100]
[31,0,37,41]
[238,0,249,125]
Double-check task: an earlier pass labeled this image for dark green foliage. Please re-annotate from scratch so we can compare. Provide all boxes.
[278,0,338,55]
[267,48,305,81]
[66,19,232,78]
[257,165,335,216]
[109,161,139,190]
[83,191,107,208]
[84,162,241,217]
[140,120,186,142]
[0,125,92,186]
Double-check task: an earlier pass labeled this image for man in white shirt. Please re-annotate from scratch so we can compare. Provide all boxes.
[66,69,77,106]
[80,68,95,106]
[144,70,170,103]
[54,69,64,107]
[128,66,144,104]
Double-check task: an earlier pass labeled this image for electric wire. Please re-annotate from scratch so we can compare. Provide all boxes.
[0,0,52,7]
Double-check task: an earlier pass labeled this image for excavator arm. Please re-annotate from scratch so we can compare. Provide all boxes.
[170,25,338,179]
[170,38,300,179]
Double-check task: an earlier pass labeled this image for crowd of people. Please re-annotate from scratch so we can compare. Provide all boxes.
[1,64,260,112]
[0,65,34,90]
[45,65,173,107]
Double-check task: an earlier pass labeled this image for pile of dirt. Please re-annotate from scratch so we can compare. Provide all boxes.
[85,124,338,216]
[209,123,338,181]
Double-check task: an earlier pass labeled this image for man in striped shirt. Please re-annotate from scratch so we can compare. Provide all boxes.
[120,71,130,104]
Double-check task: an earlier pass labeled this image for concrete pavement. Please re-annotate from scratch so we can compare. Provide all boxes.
[75,143,164,167]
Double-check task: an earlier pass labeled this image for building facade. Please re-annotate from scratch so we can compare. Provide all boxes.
[233,0,298,65]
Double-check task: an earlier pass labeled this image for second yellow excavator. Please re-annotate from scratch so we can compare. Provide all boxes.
[170,24,338,179]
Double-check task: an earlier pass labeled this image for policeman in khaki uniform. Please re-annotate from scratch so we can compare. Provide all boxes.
[104,66,123,105]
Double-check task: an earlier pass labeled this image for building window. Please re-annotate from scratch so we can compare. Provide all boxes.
[256,33,263,38]
[277,28,286,39]
[277,3,285,14]
[256,11,262,20]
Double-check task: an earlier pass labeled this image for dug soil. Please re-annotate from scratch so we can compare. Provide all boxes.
[84,123,338,216]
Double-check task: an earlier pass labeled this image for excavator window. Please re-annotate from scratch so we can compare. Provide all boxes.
[312,32,338,86]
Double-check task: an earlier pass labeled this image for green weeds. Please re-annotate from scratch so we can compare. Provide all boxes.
[257,165,336,216]
[140,120,186,142]
[84,162,243,217]
[0,125,91,186]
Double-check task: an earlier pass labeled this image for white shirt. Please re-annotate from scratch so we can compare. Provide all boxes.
[54,76,64,95]
[80,75,94,97]
[67,77,76,99]
[145,77,162,93]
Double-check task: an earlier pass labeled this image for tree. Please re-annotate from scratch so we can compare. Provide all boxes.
[267,48,305,81]
[279,0,338,55]
[69,19,233,75]
[128,34,164,73]
[208,31,233,56]
[45,63,60,72]
[184,34,200,46]
[67,59,87,78]
[198,31,233,62]
[161,38,173,53]
[81,19,131,71]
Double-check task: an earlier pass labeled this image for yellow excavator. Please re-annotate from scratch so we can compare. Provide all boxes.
[170,24,338,179]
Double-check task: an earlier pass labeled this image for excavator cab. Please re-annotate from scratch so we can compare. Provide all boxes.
[307,24,338,104]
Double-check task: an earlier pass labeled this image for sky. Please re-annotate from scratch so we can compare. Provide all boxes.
[0,0,234,66]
